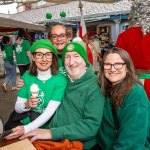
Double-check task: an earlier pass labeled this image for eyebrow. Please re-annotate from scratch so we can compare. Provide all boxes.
[51,33,66,35]
[104,62,125,64]
[35,52,52,53]
[65,53,80,56]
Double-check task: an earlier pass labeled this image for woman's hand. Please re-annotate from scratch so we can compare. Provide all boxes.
[4,126,25,140]
[19,129,52,142]
[26,96,38,109]
[17,79,24,90]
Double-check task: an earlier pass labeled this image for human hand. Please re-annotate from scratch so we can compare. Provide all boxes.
[17,79,24,90]
[26,96,38,109]
[19,129,52,142]
[4,126,25,140]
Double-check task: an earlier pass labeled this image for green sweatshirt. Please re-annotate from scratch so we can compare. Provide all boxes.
[2,45,14,65]
[97,84,150,150]
[49,65,105,149]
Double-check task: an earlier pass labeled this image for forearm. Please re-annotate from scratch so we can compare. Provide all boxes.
[51,118,101,141]
[24,100,60,133]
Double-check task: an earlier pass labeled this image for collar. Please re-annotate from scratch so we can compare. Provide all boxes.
[37,68,52,81]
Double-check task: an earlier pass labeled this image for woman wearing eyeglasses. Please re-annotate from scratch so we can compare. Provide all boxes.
[96,47,150,149]
[4,39,67,139]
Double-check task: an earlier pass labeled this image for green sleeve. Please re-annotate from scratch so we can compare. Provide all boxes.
[51,74,67,102]
[51,88,104,141]
[113,85,149,150]
[17,72,29,99]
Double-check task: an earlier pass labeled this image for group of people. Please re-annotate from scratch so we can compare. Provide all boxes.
[1,29,31,92]
[3,23,150,150]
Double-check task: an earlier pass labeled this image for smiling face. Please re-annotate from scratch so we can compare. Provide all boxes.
[32,48,53,71]
[104,53,127,85]
[64,51,87,80]
[50,25,68,55]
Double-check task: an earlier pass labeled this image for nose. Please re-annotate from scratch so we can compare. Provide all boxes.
[57,36,62,41]
[42,55,47,61]
[69,57,75,65]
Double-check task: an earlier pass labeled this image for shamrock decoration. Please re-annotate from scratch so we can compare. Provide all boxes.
[60,11,66,18]
[46,13,52,19]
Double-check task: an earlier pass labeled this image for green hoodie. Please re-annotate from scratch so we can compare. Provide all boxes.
[97,84,150,150]
[49,64,105,149]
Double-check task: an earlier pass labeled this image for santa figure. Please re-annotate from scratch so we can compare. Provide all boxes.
[116,0,150,99]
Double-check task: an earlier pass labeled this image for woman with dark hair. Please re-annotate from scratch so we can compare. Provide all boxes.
[13,29,31,77]
[97,47,150,149]
[4,39,67,139]
[1,36,17,92]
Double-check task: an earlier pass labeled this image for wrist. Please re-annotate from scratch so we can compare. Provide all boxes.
[23,102,30,110]
[21,103,30,112]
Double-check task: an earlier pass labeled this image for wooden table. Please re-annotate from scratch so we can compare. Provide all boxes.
[0,138,19,147]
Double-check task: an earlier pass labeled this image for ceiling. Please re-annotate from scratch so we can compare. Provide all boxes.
[0,0,121,5]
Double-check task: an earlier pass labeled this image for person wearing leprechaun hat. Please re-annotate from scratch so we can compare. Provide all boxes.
[4,39,67,137]
[16,23,68,88]
[10,41,105,150]
[16,23,97,88]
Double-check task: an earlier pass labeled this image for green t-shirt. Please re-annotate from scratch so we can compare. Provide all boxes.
[58,56,67,76]
[14,40,30,65]
[17,71,67,124]
[2,45,14,65]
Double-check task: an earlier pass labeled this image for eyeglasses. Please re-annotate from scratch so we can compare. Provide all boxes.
[33,52,52,59]
[103,62,126,70]
[50,33,67,41]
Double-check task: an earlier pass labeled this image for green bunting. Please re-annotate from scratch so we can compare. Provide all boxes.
[46,13,52,19]
[60,11,66,18]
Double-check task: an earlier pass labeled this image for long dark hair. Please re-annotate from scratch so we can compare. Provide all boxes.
[1,36,10,50]
[17,29,27,39]
[99,47,141,108]
[29,53,59,76]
